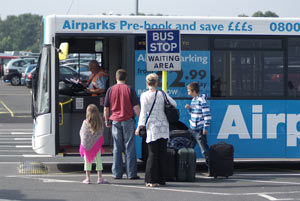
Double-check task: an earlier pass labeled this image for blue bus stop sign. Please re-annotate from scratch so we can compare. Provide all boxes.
[146,29,181,71]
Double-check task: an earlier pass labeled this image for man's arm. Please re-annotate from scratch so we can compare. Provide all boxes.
[104,107,111,127]
[130,87,140,117]
[133,105,140,117]
[86,87,106,95]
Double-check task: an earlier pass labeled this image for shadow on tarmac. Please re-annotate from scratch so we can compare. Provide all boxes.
[50,160,300,174]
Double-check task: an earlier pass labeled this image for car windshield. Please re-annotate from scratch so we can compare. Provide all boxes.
[78,66,89,72]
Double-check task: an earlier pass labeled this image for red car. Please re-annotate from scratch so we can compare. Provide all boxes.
[0,54,19,77]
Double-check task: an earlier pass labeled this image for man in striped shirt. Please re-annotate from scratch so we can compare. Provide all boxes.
[185,82,212,173]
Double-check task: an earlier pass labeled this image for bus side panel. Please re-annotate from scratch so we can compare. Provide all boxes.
[210,100,289,158]
[286,100,300,158]
[32,113,55,155]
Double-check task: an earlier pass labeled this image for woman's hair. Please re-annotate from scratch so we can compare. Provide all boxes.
[86,104,103,134]
[187,82,200,93]
[146,73,159,87]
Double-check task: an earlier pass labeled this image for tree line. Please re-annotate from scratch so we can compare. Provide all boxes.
[0,13,42,53]
[0,11,278,53]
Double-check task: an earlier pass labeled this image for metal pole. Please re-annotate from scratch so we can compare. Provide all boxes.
[162,71,167,92]
[136,0,139,15]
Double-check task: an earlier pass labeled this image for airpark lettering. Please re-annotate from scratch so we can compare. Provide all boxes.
[218,105,300,147]
[62,20,254,32]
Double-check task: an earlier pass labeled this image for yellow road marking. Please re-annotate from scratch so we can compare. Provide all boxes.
[0,100,14,117]
[0,111,9,114]
[15,115,31,118]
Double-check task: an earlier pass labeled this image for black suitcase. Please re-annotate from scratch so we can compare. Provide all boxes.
[176,148,196,182]
[166,148,176,181]
[209,141,234,178]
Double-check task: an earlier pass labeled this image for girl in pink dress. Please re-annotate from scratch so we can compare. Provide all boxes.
[79,104,108,184]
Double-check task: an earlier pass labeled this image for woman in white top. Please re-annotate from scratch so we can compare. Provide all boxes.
[135,73,177,187]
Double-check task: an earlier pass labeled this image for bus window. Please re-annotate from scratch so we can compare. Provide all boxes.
[288,38,300,97]
[212,38,284,98]
[35,46,50,115]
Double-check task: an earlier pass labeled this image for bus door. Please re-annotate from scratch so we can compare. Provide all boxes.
[32,44,56,155]
[56,37,125,155]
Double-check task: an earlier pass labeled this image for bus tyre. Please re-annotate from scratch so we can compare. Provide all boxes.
[11,76,21,86]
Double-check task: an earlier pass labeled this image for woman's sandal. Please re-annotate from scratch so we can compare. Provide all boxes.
[82,179,91,184]
[145,183,159,187]
[97,178,109,184]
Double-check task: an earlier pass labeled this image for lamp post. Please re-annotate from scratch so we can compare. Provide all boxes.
[135,0,139,15]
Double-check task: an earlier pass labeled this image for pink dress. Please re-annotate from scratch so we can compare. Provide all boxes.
[79,120,104,163]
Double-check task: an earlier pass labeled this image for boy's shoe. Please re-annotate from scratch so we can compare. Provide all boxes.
[82,179,91,184]
[97,178,109,184]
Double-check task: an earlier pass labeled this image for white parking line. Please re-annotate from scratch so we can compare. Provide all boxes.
[22,154,52,157]
[0,142,31,144]
[41,178,79,183]
[11,132,33,135]
[258,194,295,201]
[0,138,31,140]
[235,173,300,176]
[0,145,32,148]
[16,145,32,148]
[0,132,33,135]
[0,154,51,157]
[232,178,300,186]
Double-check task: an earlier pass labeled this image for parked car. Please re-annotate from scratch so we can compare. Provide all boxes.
[59,66,89,82]
[76,66,92,78]
[25,68,36,88]
[0,54,19,78]
[22,57,38,65]
[21,64,36,86]
[3,59,29,86]
[28,66,89,89]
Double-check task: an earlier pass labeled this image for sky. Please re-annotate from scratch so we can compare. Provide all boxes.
[1,0,300,19]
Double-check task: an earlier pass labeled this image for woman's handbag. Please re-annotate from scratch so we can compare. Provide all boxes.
[138,126,147,138]
[160,90,179,123]
[138,90,158,138]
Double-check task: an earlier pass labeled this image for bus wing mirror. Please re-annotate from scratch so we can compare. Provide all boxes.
[59,42,69,61]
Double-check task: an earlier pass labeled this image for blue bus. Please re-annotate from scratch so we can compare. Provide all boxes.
[32,15,300,159]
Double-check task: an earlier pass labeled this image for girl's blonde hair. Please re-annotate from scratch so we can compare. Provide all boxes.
[146,73,159,87]
[86,104,103,134]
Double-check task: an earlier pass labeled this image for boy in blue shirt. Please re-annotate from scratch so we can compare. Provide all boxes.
[185,82,212,174]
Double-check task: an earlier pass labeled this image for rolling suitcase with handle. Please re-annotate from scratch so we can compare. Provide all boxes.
[209,141,234,178]
[176,147,196,182]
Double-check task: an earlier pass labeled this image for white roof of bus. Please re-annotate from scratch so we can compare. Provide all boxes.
[43,15,300,44]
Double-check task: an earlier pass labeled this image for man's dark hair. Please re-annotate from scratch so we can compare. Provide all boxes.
[187,82,199,93]
[89,60,100,68]
[116,69,127,81]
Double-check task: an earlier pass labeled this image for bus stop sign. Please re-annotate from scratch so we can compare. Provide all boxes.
[146,30,181,71]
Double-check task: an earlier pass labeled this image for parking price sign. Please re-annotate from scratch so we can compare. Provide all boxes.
[146,30,181,71]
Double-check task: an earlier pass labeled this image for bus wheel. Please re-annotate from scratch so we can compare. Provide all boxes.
[11,76,21,86]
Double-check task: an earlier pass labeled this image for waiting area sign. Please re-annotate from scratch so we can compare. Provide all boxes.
[146,30,181,71]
